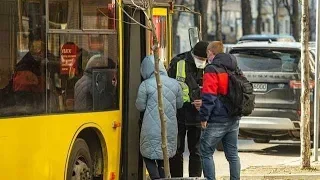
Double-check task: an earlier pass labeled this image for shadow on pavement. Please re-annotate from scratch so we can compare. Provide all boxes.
[253,144,300,157]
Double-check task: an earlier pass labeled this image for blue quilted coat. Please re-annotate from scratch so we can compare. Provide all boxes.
[135,55,183,160]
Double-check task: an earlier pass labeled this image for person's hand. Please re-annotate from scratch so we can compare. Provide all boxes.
[201,121,207,129]
[192,99,202,111]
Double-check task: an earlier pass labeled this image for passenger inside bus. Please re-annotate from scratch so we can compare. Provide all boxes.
[13,39,46,109]
[74,54,117,111]
[0,38,46,115]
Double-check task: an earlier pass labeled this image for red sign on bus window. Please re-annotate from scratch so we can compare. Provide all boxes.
[60,43,79,76]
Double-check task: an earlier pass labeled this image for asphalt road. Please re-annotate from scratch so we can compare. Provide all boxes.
[183,139,301,177]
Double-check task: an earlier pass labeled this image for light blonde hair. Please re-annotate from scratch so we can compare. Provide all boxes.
[207,41,224,55]
[30,40,44,54]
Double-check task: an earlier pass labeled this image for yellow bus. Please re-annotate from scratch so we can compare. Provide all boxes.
[0,0,200,179]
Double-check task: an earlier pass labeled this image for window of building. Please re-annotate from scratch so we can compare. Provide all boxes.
[266,19,271,33]
[286,20,290,34]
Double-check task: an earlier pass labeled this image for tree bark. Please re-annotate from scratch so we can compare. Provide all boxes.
[194,0,208,40]
[300,0,311,169]
[215,0,223,41]
[241,0,252,35]
[256,0,262,34]
[148,1,170,177]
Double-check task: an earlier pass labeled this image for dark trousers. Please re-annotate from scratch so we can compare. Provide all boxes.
[143,157,165,179]
[170,123,202,177]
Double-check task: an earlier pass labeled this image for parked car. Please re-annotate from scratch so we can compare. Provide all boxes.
[229,41,315,143]
[238,34,296,43]
[224,44,234,53]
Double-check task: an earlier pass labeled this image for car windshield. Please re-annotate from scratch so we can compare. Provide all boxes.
[231,49,301,72]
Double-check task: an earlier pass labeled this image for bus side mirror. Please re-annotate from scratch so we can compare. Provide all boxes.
[188,27,200,50]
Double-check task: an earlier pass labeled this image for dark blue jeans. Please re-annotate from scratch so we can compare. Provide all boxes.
[200,120,240,180]
[143,157,164,179]
[170,123,202,177]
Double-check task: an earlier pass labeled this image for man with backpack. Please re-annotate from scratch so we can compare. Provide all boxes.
[199,41,254,180]
[168,41,209,177]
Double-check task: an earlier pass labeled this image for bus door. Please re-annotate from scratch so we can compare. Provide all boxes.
[121,3,172,180]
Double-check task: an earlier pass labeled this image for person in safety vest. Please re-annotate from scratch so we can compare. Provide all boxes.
[168,41,209,177]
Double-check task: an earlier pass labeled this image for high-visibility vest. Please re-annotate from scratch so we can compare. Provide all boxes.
[176,60,190,103]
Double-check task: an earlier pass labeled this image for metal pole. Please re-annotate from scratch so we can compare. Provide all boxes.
[313,0,320,162]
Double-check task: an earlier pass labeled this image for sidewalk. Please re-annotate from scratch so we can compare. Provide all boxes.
[218,153,320,180]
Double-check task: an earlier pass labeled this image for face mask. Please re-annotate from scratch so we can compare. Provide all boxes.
[194,57,207,69]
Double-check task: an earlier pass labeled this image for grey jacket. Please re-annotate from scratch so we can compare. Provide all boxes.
[136,55,183,160]
[74,72,93,111]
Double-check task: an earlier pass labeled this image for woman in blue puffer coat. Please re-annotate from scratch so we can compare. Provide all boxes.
[135,55,183,179]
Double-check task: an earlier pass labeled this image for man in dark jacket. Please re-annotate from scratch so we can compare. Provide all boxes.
[168,41,209,177]
[13,39,45,113]
[200,41,241,180]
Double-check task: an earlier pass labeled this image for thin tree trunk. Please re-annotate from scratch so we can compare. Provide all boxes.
[292,0,300,41]
[194,0,208,40]
[300,0,311,169]
[272,0,279,34]
[283,0,292,35]
[148,1,170,177]
[256,0,262,34]
[241,0,252,35]
[215,0,223,41]
[172,0,184,55]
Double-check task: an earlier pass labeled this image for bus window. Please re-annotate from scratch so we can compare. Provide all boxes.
[47,34,118,113]
[49,0,116,30]
[49,0,79,29]
[83,0,116,30]
[0,0,46,117]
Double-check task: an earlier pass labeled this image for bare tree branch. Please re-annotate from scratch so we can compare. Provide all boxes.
[115,0,152,30]
[282,0,291,15]
[96,8,141,25]
[130,0,147,11]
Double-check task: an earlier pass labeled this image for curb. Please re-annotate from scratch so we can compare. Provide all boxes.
[219,174,320,180]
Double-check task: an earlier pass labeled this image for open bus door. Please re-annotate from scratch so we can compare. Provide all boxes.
[121,1,202,180]
[121,2,174,179]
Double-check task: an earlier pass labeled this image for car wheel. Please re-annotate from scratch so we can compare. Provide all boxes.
[216,141,224,151]
[253,139,270,143]
[67,138,93,180]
